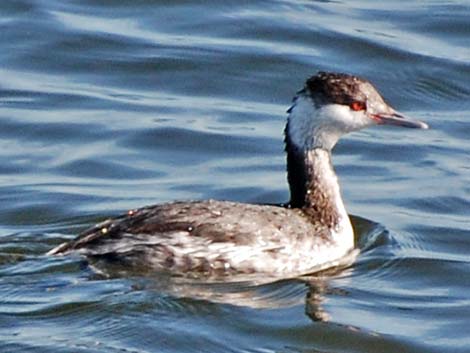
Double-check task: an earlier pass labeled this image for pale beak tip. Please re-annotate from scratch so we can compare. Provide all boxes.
[419,121,429,130]
[375,111,430,130]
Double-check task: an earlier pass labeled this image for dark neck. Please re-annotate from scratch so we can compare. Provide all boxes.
[285,136,344,229]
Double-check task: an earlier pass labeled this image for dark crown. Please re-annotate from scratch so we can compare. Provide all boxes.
[306,72,371,105]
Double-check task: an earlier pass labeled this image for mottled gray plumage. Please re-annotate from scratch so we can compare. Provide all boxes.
[49,200,338,276]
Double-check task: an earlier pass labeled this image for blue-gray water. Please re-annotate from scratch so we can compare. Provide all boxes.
[1,1,470,352]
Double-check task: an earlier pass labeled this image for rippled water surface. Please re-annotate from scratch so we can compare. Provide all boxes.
[1,0,470,352]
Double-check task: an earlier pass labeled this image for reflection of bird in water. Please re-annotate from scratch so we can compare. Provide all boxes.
[48,72,427,278]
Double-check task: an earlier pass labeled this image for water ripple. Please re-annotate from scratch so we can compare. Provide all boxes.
[0,0,469,352]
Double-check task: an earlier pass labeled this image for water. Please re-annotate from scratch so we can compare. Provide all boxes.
[1,0,469,352]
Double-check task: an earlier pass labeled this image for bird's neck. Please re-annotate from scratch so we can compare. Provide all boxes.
[284,92,352,236]
[285,143,350,231]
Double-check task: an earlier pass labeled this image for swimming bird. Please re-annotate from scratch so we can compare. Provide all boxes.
[47,72,428,278]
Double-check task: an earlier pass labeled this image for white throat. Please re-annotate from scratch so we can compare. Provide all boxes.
[287,94,371,151]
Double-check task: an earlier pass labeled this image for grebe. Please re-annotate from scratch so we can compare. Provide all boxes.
[48,72,428,277]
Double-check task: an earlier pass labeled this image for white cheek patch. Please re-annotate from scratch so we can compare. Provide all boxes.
[320,104,371,132]
[287,96,373,151]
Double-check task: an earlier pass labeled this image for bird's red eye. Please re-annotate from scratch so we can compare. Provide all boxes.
[350,101,366,111]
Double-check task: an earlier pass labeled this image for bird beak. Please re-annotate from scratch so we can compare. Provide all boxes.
[370,111,429,129]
